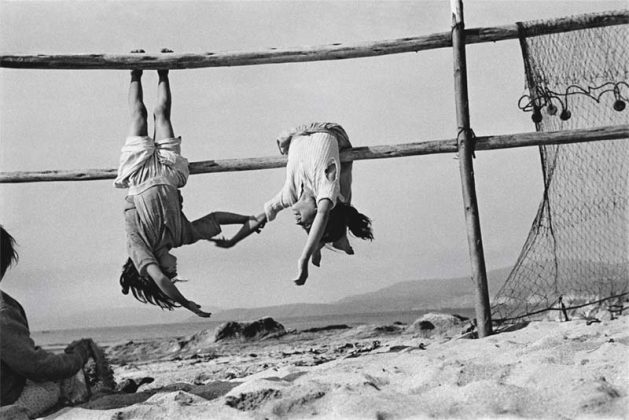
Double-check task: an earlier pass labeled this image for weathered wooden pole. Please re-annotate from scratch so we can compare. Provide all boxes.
[1,125,626,183]
[1,10,626,70]
[450,0,492,337]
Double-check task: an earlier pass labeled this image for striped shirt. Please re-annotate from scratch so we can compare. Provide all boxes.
[264,131,342,221]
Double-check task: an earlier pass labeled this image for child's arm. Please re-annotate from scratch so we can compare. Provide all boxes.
[211,213,267,248]
[145,264,211,317]
[294,199,332,285]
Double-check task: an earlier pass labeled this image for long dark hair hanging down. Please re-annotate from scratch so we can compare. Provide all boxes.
[322,202,374,244]
[120,259,180,310]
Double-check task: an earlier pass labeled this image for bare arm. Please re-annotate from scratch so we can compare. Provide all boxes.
[264,165,298,222]
[211,213,267,248]
[212,212,251,225]
[294,199,332,285]
[145,264,211,317]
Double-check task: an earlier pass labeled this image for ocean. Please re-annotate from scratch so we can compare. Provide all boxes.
[32,308,476,352]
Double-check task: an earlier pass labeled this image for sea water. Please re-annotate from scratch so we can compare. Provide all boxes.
[32,308,475,352]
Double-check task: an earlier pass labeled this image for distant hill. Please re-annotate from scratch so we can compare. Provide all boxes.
[207,267,512,322]
[31,260,627,330]
[337,267,511,310]
[208,303,341,322]
[30,305,224,331]
[31,268,512,330]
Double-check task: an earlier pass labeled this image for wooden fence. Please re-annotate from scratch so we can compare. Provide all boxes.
[1,5,627,337]
[1,125,626,184]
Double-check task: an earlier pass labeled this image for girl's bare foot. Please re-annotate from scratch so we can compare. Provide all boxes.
[130,50,145,77]
[158,49,173,77]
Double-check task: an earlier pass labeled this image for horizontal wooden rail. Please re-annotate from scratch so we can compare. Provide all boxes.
[1,125,626,184]
[1,11,626,69]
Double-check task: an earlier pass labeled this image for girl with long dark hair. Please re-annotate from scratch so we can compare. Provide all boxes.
[115,52,264,317]
[215,122,373,285]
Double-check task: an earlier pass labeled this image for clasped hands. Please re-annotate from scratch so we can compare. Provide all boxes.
[211,215,266,248]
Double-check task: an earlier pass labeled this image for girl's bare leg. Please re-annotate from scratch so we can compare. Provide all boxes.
[212,212,254,225]
[127,69,148,137]
[154,69,175,140]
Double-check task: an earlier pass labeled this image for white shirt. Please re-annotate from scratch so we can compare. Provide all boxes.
[264,132,342,221]
[114,136,189,195]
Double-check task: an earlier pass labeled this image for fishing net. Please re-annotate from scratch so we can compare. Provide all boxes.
[491,14,629,322]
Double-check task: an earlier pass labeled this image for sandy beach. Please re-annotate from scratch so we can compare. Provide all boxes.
[34,310,628,420]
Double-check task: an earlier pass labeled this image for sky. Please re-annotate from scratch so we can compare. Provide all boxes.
[1,0,624,330]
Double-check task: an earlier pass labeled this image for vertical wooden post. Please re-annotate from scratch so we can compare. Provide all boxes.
[450,0,492,337]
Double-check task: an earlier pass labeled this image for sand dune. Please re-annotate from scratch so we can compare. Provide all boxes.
[41,312,628,420]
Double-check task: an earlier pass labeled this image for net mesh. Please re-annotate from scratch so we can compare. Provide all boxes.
[491,16,629,322]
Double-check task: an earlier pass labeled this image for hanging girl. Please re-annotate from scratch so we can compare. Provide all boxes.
[214,122,373,285]
[115,54,264,317]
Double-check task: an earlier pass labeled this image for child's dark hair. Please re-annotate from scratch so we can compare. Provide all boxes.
[120,259,180,310]
[322,202,373,243]
[0,225,19,278]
